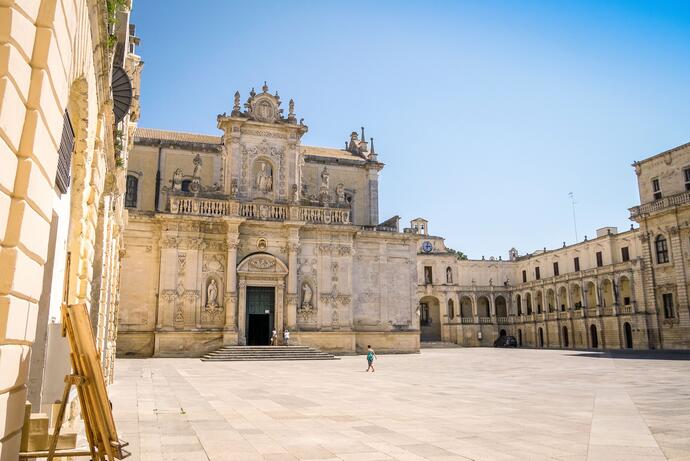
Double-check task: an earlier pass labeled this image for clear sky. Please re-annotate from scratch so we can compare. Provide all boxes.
[131,0,690,259]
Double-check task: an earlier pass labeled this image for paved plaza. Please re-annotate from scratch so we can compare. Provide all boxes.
[109,348,690,461]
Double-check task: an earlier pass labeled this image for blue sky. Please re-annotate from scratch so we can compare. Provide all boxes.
[131,1,690,259]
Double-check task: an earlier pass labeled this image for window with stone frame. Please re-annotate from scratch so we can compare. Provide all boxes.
[662,293,675,319]
[574,257,580,272]
[125,175,138,208]
[55,110,75,194]
[655,235,669,264]
[553,261,559,276]
[596,251,603,267]
[181,179,192,192]
[685,168,690,191]
[522,270,527,283]
[535,267,540,280]
[652,178,662,200]
[621,246,630,262]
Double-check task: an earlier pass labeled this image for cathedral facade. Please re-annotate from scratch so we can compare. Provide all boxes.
[118,85,420,357]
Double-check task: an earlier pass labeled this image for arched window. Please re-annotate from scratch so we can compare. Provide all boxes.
[655,235,669,264]
[446,267,453,284]
[125,175,138,208]
[447,299,454,319]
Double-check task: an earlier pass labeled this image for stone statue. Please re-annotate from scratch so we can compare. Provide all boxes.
[291,184,299,203]
[230,178,239,198]
[335,183,345,205]
[206,279,218,308]
[192,153,202,178]
[301,282,313,309]
[320,166,330,190]
[172,168,183,191]
[289,98,295,116]
[255,161,273,193]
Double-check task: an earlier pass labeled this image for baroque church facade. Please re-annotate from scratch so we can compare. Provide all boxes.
[118,84,420,356]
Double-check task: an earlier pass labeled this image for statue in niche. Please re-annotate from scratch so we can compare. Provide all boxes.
[291,184,299,203]
[320,166,330,191]
[230,178,239,198]
[206,279,218,308]
[172,168,183,191]
[335,183,345,205]
[301,282,313,310]
[255,161,273,193]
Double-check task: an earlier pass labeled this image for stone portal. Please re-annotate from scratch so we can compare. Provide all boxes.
[246,287,275,345]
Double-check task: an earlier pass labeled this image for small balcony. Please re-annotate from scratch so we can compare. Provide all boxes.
[630,190,690,218]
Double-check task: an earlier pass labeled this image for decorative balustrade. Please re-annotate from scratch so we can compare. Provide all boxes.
[573,309,584,318]
[619,304,633,315]
[587,307,598,317]
[601,306,614,316]
[496,316,510,325]
[460,317,474,324]
[558,311,570,320]
[478,317,492,324]
[630,190,690,218]
[169,196,350,225]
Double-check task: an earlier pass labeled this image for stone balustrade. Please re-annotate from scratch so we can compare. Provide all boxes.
[630,190,690,218]
[496,316,510,324]
[460,317,474,324]
[620,304,633,315]
[478,317,492,324]
[169,196,350,225]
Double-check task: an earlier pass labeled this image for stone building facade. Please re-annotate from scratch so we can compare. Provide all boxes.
[415,142,690,350]
[117,85,420,357]
[0,0,140,458]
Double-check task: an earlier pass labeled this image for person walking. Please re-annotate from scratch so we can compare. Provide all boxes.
[283,329,290,346]
[366,345,377,372]
[271,329,278,346]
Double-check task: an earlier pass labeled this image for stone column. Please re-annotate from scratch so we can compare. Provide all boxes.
[286,237,300,330]
[237,279,247,345]
[276,280,285,333]
[223,221,241,345]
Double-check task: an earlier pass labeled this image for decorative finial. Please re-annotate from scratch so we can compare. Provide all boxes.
[250,87,256,97]
[370,137,375,155]
[289,98,295,116]
[361,127,365,141]
[262,81,269,93]
[232,91,241,115]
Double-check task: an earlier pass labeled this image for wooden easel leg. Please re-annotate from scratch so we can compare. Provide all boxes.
[46,377,72,460]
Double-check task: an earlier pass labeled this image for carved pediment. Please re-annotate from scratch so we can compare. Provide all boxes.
[236,252,288,275]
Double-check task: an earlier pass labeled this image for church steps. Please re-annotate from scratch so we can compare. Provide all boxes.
[201,346,339,362]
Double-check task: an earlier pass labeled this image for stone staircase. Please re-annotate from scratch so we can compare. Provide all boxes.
[201,345,339,362]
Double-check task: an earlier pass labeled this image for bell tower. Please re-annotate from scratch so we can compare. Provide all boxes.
[217,83,308,203]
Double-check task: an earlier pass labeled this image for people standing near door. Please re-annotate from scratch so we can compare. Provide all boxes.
[283,329,290,346]
[271,329,278,346]
[366,345,377,372]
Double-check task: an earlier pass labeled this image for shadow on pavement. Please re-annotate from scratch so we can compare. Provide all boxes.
[566,350,690,361]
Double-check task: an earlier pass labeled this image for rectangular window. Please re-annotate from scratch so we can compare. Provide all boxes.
[621,246,630,262]
[424,266,433,285]
[553,262,559,276]
[623,296,631,306]
[535,267,540,280]
[685,168,690,191]
[574,257,580,272]
[662,293,675,319]
[652,178,662,200]
[522,270,527,283]
[596,251,603,267]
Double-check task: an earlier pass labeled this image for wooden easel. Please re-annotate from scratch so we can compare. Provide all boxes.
[19,254,129,460]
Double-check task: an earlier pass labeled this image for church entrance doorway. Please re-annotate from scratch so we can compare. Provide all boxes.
[246,287,275,346]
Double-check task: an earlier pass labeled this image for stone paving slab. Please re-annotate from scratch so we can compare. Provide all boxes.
[109,349,690,460]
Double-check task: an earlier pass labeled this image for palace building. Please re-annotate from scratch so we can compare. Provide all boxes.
[117,84,420,356]
[414,142,690,350]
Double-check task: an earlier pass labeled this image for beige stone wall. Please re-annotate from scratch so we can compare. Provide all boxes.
[0,0,138,458]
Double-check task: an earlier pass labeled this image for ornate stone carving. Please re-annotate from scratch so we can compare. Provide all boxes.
[249,257,276,270]
[206,279,218,308]
[301,282,313,310]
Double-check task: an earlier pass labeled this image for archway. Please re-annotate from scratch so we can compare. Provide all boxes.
[516,294,522,315]
[571,283,582,309]
[517,329,523,346]
[620,276,632,306]
[477,296,490,318]
[495,296,507,317]
[460,296,473,318]
[586,281,597,307]
[624,322,633,349]
[526,292,533,315]
[538,327,544,347]
[590,324,599,348]
[499,329,507,337]
[562,326,569,348]
[558,286,568,311]
[601,279,614,307]
[536,291,543,314]
[546,289,555,312]
[419,295,441,341]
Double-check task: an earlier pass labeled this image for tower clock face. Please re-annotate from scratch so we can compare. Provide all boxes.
[422,241,433,253]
